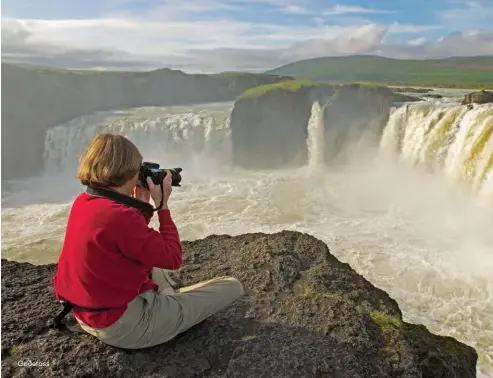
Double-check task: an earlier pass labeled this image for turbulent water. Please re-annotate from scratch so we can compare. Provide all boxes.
[2,93,493,377]
[381,102,493,195]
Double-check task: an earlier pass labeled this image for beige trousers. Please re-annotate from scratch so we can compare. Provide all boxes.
[76,268,244,349]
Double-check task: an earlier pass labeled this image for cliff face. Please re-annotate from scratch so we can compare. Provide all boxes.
[230,81,336,169]
[322,84,396,162]
[1,231,477,377]
[230,82,404,169]
[1,63,292,179]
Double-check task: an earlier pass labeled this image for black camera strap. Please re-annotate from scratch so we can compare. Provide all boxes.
[86,186,155,217]
[155,182,165,212]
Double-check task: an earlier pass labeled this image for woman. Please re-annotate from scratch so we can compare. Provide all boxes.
[53,133,244,349]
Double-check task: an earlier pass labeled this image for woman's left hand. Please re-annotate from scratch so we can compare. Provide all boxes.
[133,185,151,203]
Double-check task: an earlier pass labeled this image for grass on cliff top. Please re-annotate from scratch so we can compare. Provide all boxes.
[237,80,326,99]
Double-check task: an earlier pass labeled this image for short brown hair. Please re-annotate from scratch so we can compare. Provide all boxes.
[77,133,142,187]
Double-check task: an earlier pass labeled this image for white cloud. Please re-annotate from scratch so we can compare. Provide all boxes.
[322,4,394,16]
[381,30,493,59]
[408,37,428,46]
[436,0,493,30]
[388,23,442,34]
[282,5,310,15]
[1,8,492,73]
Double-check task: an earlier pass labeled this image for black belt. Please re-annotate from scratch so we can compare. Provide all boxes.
[52,301,111,330]
[53,273,155,330]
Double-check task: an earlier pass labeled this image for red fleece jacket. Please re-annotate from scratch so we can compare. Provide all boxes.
[53,191,183,328]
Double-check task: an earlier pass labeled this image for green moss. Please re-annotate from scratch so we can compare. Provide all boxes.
[307,289,409,358]
[369,311,404,359]
[342,81,387,89]
[322,292,345,301]
[303,286,314,297]
[237,80,325,100]
[9,344,25,355]
[370,310,403,330]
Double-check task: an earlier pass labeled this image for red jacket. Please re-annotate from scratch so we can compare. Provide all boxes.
[53,191,183,328]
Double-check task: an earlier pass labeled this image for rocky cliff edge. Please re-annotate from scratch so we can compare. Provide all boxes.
[1,231,477,378]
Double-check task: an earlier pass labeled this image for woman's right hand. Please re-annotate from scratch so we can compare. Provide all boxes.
[147,170,172,210]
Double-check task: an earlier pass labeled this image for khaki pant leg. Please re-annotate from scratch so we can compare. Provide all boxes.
[144,276,244,347]
[76,276,244,349]
[151,267,177,294]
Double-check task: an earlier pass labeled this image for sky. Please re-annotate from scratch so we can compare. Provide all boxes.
[1,0,492,72]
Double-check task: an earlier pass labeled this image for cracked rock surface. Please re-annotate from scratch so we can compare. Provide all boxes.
[1,231,477,377]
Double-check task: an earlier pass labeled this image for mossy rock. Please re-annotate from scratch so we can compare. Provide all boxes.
[237,80,330,100]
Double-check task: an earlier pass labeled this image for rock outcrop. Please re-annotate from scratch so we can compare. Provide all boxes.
[230,81,336,169]
[1,231,477,378]
[230,82,410,169]
[322,84,399,162]
[423,94,443,99]
[393,87,433,94]
[461,90,493,105]
[1,63,292,179]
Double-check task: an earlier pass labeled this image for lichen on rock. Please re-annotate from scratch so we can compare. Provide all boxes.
[1,231,478,378]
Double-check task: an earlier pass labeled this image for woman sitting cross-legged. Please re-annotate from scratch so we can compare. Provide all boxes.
[53,133,244,349]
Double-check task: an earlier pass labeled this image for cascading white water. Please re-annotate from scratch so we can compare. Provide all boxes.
[2,97,493,377]
[306,101,325,169]
[380,102,493,196]
[43,103,234,174]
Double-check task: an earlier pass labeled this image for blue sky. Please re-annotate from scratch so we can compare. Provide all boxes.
[1,0,492,71]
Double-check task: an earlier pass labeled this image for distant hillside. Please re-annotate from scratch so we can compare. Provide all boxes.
[266,55,493,89]
[1,62,292,179]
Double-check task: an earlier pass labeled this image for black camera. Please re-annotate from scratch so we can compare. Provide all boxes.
[138,162,182,189]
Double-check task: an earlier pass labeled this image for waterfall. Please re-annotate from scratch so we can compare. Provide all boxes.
[380,102,493,195]
[306,101,325,169]
[42,104,233,174]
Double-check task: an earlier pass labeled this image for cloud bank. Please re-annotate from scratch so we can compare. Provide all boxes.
[1,0,492,72]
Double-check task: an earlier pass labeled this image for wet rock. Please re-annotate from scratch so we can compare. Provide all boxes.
[461,90,493,105]
[1,231,477,377]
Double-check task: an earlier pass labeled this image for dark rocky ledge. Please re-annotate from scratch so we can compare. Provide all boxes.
[1,231,478,377]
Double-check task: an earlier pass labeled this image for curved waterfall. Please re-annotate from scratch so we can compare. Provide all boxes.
[43,103,234,174]
[380,102,493,195]
[42,100,493,196]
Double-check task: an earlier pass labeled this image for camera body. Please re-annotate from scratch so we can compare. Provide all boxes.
[138,162,182,189]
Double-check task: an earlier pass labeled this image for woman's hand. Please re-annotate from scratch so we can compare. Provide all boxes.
[147,170,172,210]
[133,185,151,203]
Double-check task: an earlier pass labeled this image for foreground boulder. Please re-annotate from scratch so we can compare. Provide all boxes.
[1,231,477,378]
[461,90,493,105]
